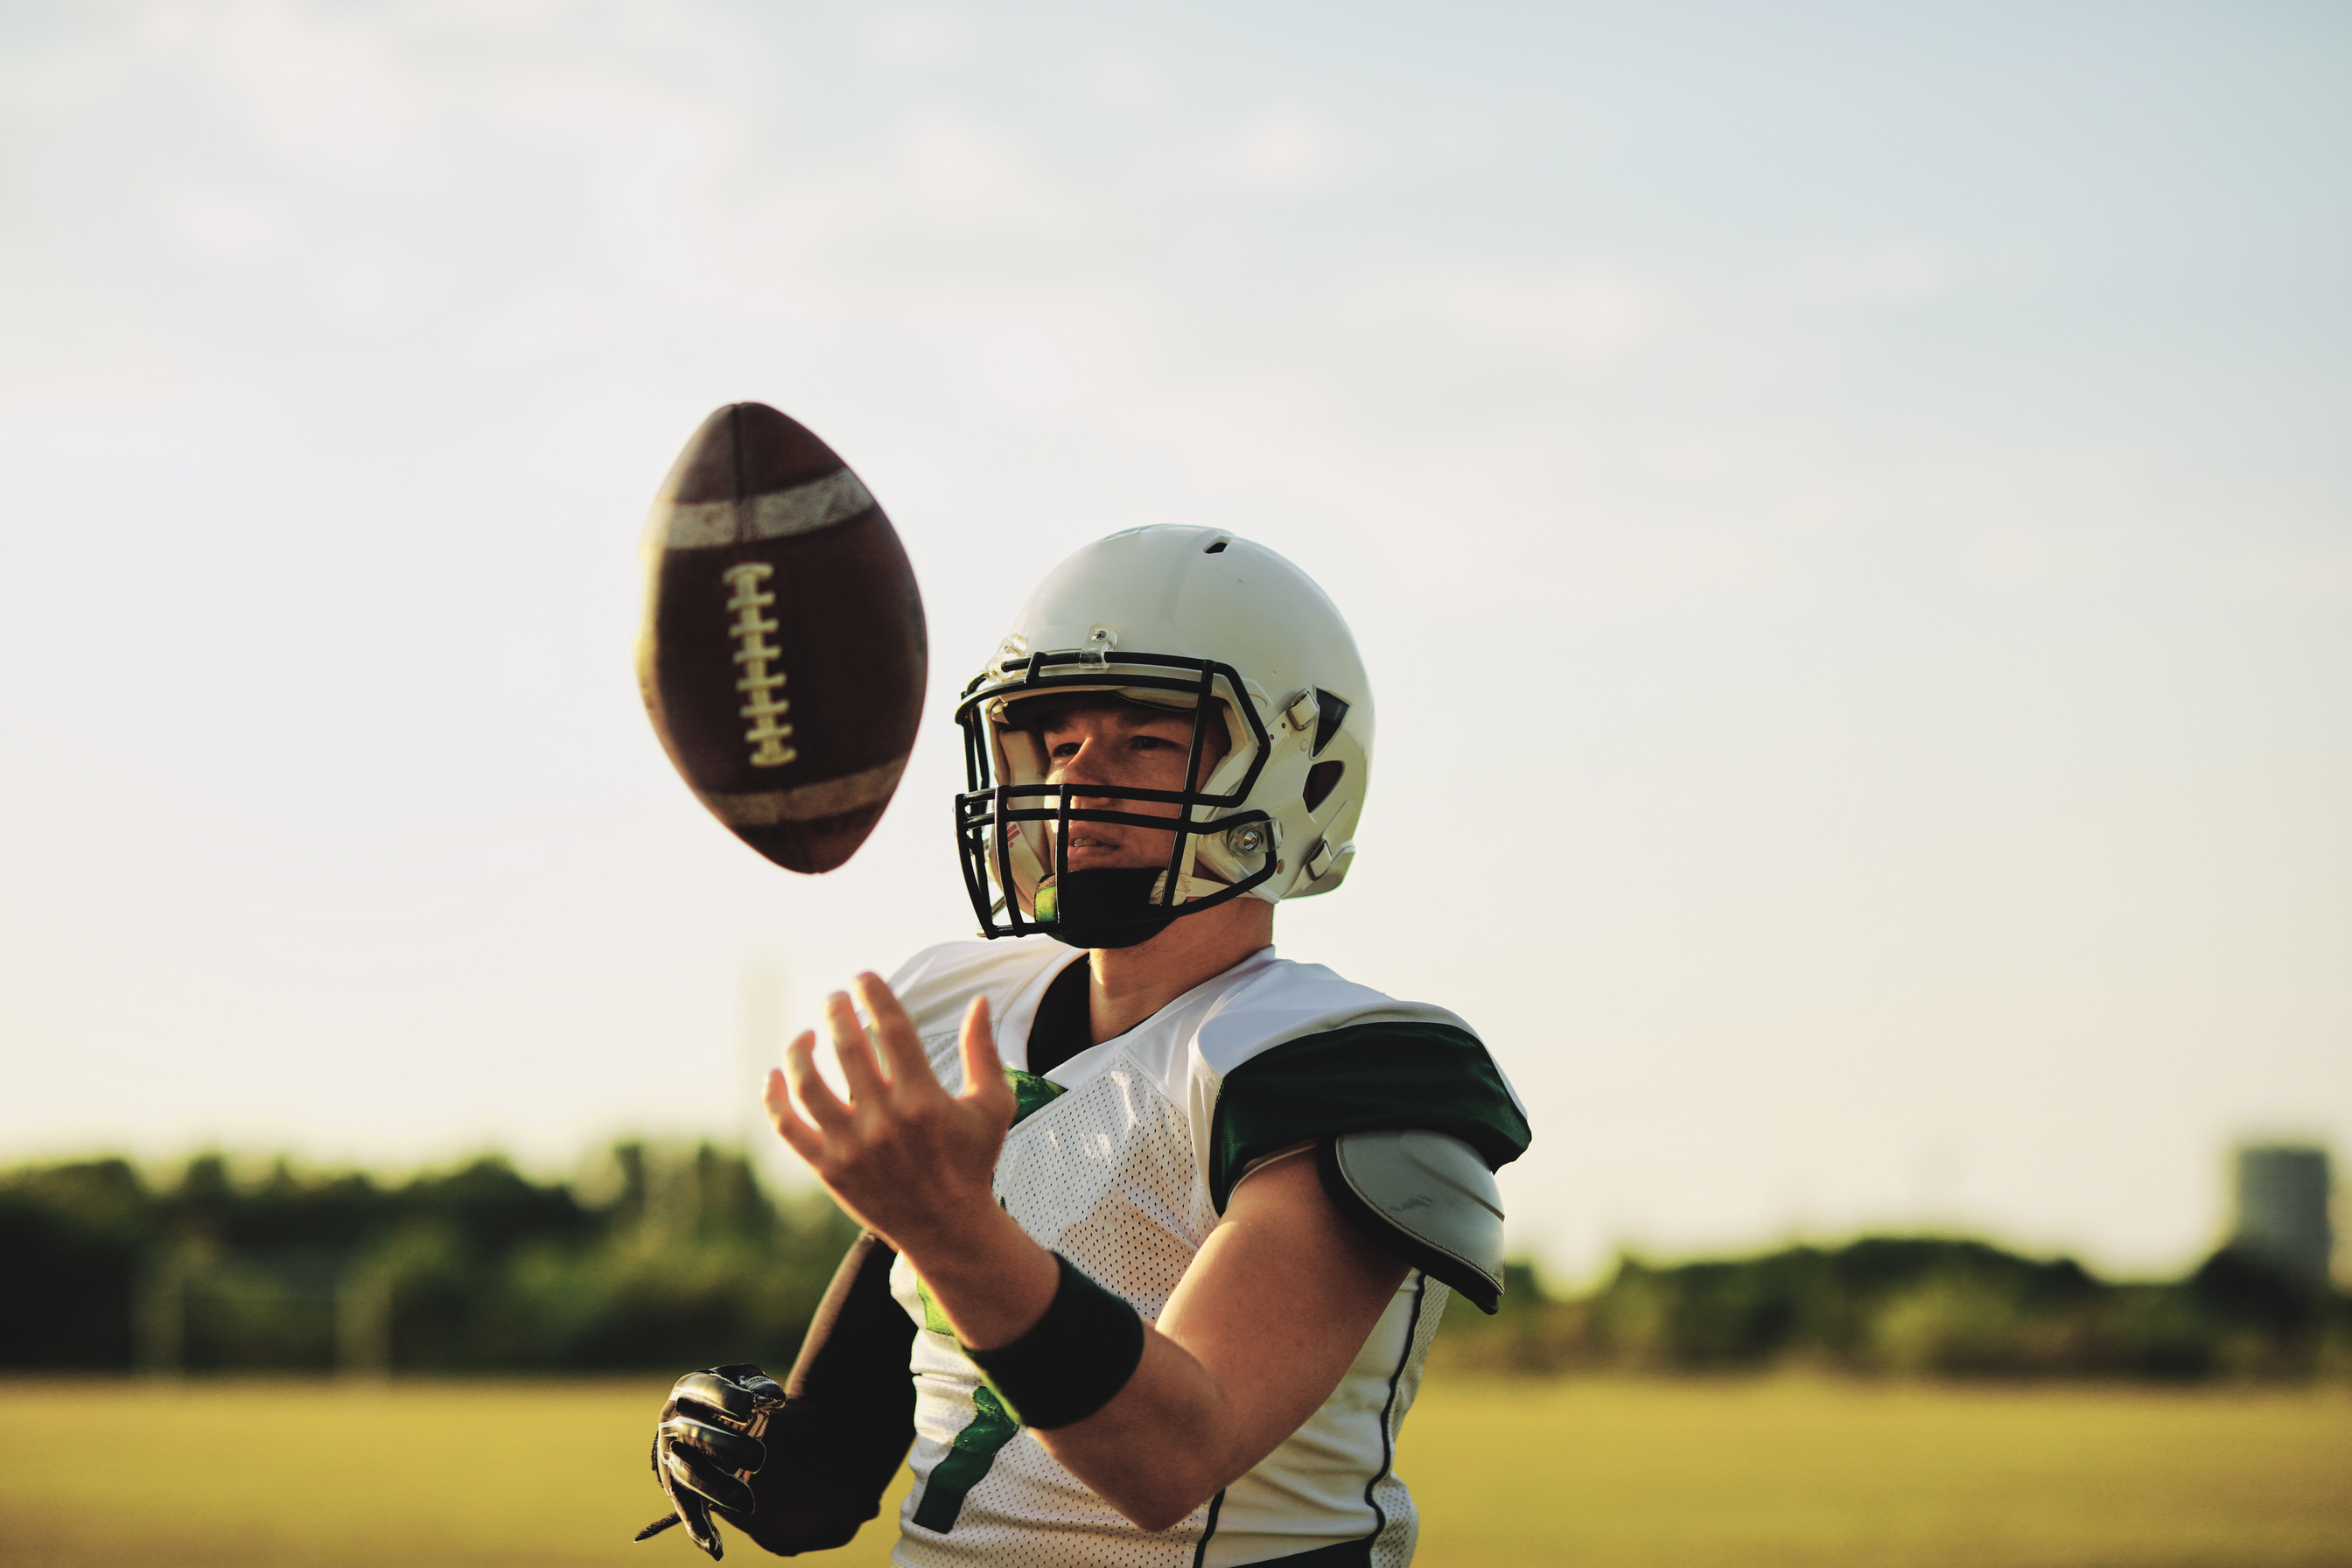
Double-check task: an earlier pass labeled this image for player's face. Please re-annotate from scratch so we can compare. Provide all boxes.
[1036,700,1228,872]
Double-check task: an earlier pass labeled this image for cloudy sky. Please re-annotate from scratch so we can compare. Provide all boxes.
[3,0,2347,1281]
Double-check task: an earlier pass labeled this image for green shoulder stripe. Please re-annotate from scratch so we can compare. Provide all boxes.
[1208,1023,1530,1212]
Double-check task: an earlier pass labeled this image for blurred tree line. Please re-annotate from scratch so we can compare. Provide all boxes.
[5,1148,2343,1380]
[1438,1239,2349,1382]
[0,1144,858,1374]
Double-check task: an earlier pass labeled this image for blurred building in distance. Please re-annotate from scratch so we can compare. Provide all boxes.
[2230,1144,2335,1290]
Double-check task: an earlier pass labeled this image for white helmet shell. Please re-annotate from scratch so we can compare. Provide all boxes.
[955,526,1373,938]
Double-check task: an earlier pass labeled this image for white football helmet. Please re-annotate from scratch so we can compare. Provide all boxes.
[955,525,1374,945]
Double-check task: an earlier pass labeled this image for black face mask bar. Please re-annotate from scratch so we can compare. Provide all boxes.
[955,648,1278,942]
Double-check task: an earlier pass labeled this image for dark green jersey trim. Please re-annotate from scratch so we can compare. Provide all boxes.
[1358,1272,1428,1555]
[1208,1024,1530,1213]
[1190,1488,1227,1568]
[1235,1540,1372,1565]
[908,1383,1020,1534]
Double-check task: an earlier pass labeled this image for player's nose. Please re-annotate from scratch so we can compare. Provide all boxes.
[1054,732,1119,791]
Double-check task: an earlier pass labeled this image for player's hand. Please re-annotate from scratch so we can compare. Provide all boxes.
[763,975,1016,1257]
[633,1364,784,1559]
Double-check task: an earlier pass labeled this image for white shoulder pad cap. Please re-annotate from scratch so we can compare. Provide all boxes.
[1322,1129,1506,1314]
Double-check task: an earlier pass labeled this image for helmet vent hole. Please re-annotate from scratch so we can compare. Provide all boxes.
[1204,537,1230,554]
[1311,690,1349,755]
[1304,760,1344,813]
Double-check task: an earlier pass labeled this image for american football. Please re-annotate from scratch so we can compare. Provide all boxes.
[636,402,927,874]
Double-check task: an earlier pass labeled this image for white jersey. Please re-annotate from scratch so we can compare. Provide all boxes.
[880,939,1530,1568]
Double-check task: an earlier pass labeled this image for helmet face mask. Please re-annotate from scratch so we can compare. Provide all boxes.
[956,648,1281,946]
[955,527,1372,947]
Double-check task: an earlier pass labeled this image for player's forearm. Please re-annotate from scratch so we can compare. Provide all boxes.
[905,1194,1384,1532]
[938,1283,1257,1531]
[1033,1331,1254,1531]
[899,1210,1245,1530]
[1042,1152,1411,1530]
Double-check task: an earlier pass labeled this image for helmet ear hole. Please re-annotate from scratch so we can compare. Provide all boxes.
[1304,760,1344,813]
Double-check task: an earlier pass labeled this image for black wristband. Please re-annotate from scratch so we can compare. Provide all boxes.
[962,1253,1144,1431]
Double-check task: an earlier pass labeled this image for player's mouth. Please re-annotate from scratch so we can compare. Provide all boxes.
[1059,828,1173,868]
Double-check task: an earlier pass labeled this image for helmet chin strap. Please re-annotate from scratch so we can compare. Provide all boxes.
[1033,869,1223,950]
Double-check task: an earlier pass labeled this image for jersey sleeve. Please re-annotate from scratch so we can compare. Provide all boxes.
[1205,1022,1531,1213]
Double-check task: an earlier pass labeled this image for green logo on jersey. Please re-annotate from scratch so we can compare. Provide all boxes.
[1004,1068,1066,1125]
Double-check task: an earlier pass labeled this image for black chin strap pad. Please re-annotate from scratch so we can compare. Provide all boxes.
[1040,867,1181,949]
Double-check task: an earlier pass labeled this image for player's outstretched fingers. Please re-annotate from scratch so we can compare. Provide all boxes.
[764,1061,823,1163]
[853,971,936,1104]
[822,988,891,1110]
[780,1027,852,1138]
[958,996,1014,1121]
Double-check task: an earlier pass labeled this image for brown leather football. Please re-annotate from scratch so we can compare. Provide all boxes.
[636,403,927,873]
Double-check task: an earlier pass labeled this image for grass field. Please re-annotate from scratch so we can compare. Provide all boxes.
[2,1376,2347,1567]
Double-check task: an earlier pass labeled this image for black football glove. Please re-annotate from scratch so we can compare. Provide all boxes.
[634,1363,786,1559]
[632,1236,917,1558]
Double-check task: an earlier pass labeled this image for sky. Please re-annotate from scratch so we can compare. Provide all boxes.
[2,0,2347,1283]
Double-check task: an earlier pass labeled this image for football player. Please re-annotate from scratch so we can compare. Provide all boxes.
[640,526,1530,1565]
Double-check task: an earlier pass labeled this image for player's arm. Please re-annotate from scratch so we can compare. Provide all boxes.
[754,1232,917,1540]
[766,975,1410,1533]
[1046,1147,1407,1528]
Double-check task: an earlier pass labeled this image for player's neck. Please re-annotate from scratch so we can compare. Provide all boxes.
[1087,899,1273,1043]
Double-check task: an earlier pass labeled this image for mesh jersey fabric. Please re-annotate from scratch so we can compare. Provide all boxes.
[878,940,1528,1568]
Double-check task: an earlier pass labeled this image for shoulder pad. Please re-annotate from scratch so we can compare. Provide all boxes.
[1318,1130,1506,1314]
